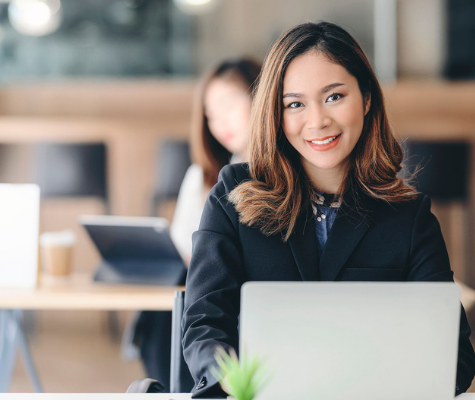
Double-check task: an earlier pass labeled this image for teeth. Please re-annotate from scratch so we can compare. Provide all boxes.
[310,134,340,145]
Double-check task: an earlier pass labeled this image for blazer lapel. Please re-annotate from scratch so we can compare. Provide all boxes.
[319,194,373,281]
[288,208,320,281]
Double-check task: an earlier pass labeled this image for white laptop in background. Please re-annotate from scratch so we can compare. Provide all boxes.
[240,282,461,400]
[0,184,40,288]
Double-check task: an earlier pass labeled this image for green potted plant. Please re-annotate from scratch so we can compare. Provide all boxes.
[212,346,269,400]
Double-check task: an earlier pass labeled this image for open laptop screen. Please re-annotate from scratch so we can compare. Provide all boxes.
[240,282,460,400]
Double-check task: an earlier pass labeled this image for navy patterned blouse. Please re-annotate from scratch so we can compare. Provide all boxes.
[312,190,340,259]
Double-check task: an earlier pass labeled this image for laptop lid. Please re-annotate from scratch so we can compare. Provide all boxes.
[0,184,40,288]
[240,282,460,400]
[80,215,186,285]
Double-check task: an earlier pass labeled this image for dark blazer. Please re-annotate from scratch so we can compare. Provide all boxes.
[182,163,475,398]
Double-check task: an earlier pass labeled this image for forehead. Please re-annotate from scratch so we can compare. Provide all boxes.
[283,50,356,91]
[205,78,247,103]
[205,77,246,96]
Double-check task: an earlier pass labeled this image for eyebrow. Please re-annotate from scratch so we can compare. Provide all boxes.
[321,82,344,93]
[282,82,345,98]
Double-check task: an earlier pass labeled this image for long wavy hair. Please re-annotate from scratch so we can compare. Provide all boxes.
[229,21,417,241]
[191,58,261,189]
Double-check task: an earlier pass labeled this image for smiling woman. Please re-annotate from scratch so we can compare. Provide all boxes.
[182,21,475,398]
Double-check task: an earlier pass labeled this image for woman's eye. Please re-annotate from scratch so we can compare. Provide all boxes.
[287,101,304,108]
[326,93,343,103]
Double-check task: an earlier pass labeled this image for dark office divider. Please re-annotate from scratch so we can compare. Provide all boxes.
[444,0,475,79]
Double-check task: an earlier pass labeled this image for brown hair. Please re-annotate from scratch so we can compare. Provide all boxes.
[191,58,261,189]
[229,21,417,241]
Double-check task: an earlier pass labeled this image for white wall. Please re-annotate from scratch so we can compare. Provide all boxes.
[398,0,446,77]
[192,0,446,79]
[193,0,374,74]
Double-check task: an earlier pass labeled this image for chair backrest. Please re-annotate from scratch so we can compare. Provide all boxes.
[403,141,470,202]
[170,290,194,393]
[152,140,191,216]
[33,142,109,203]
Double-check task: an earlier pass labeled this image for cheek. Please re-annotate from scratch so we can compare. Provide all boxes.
[341,104,365,137]
[232,109,251,132]
[208,120,226,141]
[282,114,301,138]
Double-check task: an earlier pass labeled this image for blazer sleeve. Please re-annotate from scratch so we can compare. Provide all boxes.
[406,195,475,395]
[182,165,245,398]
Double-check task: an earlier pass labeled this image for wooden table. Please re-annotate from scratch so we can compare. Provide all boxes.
[0,273,182,393]
[0,273,182,311]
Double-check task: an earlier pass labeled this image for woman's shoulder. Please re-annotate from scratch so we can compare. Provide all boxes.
[217,162,251,190]
[179,163,204,192]
[369,192,430,221]
[185,163,204,180]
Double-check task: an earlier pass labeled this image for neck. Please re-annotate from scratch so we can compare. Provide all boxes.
[304,162,346,194]
[239,150,250,163]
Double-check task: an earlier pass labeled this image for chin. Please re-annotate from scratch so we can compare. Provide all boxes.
[306,159,342,171]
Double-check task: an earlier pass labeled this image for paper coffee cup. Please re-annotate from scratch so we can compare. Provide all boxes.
[40,230,76,276]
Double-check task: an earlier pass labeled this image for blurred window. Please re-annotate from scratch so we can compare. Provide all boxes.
[0,0,193,81]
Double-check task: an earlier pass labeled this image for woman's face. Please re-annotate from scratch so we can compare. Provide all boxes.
[204,77,252,156]
[282,50,369,188]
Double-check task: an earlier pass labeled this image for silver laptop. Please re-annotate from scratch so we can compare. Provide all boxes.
[240,282,461,400]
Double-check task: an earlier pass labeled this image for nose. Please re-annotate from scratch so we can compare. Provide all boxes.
[306,103,332,130]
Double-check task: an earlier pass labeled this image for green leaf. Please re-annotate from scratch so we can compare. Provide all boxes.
[212,346,270,400]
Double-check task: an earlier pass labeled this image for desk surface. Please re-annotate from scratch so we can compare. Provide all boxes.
[0,273,182,311]
[0,394,474,399]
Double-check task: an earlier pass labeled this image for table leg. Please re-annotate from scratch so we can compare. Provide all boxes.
[0,310,19,393]
[0,310,43,393]
[13,310,43,392]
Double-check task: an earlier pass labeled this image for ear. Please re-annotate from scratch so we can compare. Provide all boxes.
[364,94,371,116]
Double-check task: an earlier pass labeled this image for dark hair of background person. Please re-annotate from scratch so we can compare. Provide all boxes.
[229,21,418,241]
[191,58,262,189]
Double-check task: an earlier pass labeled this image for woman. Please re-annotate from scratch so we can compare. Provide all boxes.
[170,58,261,263]
[134,58,261,391]
[182,22,475,398]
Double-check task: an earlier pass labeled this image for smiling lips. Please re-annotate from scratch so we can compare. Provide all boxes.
[307,133,342,151]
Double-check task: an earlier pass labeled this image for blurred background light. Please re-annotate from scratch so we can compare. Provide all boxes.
[8,0,62,36]
[173,0,218,15]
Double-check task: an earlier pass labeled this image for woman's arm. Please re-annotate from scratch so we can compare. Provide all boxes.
[182,165,246,398]
[406,195,475,395]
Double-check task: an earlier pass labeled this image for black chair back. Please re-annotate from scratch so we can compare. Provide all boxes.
[403,141,470,202]
[151,140,191,216]
[33,142,109,209]
[170,290,194,393]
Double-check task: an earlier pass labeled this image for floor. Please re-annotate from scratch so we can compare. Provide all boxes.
[9,310,146,393]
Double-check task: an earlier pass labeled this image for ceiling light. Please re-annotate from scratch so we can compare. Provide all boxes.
[8,0,62,37]
[173,0,219,15]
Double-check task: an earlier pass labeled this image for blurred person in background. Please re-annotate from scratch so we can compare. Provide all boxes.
[170,58,262,263]
[132,58,261,391]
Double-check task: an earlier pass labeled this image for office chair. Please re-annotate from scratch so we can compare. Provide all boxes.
[126,290,195,393]
[33,142,123,340]
[403,141,469,202]
[124,140,191,387]
[150,139,191,216]
[33,142,110,213]
[170,290,194,393]
[403,140,471,282]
